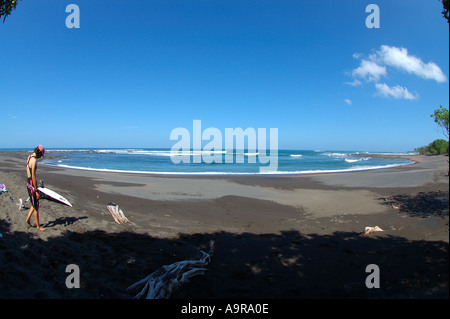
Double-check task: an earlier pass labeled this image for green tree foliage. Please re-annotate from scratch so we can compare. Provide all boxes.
[431,105,449,140]
[0,0,20,22]
[415,139,449,155]
[443,0,450,23]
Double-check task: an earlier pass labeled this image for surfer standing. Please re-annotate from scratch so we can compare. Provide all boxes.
[25,145,45,230]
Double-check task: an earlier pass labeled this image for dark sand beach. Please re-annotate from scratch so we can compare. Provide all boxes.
[0,152,448,299]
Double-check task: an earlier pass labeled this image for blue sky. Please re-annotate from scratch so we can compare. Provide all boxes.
[1,0,448,151]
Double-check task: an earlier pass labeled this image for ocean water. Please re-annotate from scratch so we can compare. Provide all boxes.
[29,148,416,175]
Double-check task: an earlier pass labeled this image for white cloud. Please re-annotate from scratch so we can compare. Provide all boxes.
[352,59,387,82]
[345,79,362,87]
[376,45,447,83]
[347,45,447,101]
[375,83,418,100]
[344,99,352,105]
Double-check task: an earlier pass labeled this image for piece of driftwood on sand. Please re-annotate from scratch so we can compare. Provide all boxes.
[127,241,214,299]
[106,203,130,224]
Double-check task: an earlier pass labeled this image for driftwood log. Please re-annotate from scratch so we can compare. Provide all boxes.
[127,241,214,299]
[106,203,130,224]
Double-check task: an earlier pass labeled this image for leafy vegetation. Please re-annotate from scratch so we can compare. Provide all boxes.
[442,0,450,23]
[415,139,449,155]
[431,105,449,140]
[0,0,20,22]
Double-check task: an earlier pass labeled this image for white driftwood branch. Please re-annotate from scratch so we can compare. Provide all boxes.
[106,203,130,224]
[128,240,214,299]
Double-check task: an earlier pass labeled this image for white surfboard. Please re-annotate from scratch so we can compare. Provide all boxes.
[38,187,72,207]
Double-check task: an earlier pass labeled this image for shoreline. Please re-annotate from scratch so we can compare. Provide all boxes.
[42,160,416,176]
[1,149,419,177]
[0,151,448,298]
